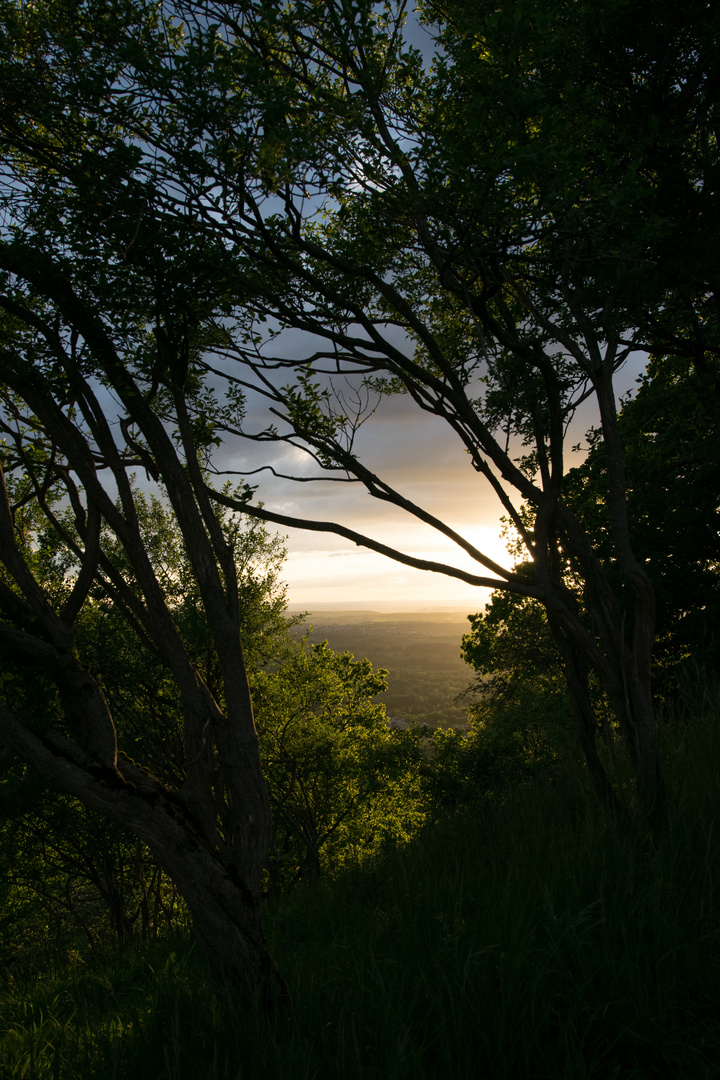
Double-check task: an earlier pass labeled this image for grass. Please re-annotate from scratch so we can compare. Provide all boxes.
[2,687,720,1079]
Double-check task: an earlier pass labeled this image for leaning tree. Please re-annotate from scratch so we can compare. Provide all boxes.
[0,278,287,998]
[0,0,294,999]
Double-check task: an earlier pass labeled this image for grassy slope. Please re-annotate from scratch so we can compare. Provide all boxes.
[2,688,720,1079]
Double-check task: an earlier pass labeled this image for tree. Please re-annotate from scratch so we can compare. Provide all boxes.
[253,638,425,889]
[0,361,285,1002]
[0,68,291,987]
[461,338,720,781]
[0,5,716,927]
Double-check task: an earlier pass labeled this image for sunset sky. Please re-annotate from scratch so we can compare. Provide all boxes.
[281,422,508,612]
[264,392,511,613]
[230,357,648,613]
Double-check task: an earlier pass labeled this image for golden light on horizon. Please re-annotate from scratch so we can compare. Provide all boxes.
[280,519,514,612]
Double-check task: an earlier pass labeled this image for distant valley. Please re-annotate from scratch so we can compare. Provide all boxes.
[293,610,477,730]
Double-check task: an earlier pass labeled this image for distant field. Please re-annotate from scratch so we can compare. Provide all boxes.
[288,608,475,623]
[294,610,477,729]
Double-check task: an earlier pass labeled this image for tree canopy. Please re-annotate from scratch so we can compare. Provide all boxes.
[1,0,719,1001]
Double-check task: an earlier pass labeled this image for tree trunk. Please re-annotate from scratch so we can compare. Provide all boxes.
[0,702,286,1005]
[591,372,667,821]
[614,667,667,823]
[142,823,287,1005]
[545,567,666,822]
[548,616,624,815]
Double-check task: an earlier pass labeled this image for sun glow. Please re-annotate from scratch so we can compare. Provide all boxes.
[460,526,514,575]
[281,519,513,613]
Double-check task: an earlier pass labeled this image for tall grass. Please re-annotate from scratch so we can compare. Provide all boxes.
[2,686,720,1079]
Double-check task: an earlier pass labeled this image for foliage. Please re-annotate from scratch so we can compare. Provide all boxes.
[427,691,576,808]
[426,581,575,809]
[462,569,561,688]
[254,639,426,889]
[0,494,425,967]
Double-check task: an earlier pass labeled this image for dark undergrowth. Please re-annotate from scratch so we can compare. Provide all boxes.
[2,684,720,1079]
